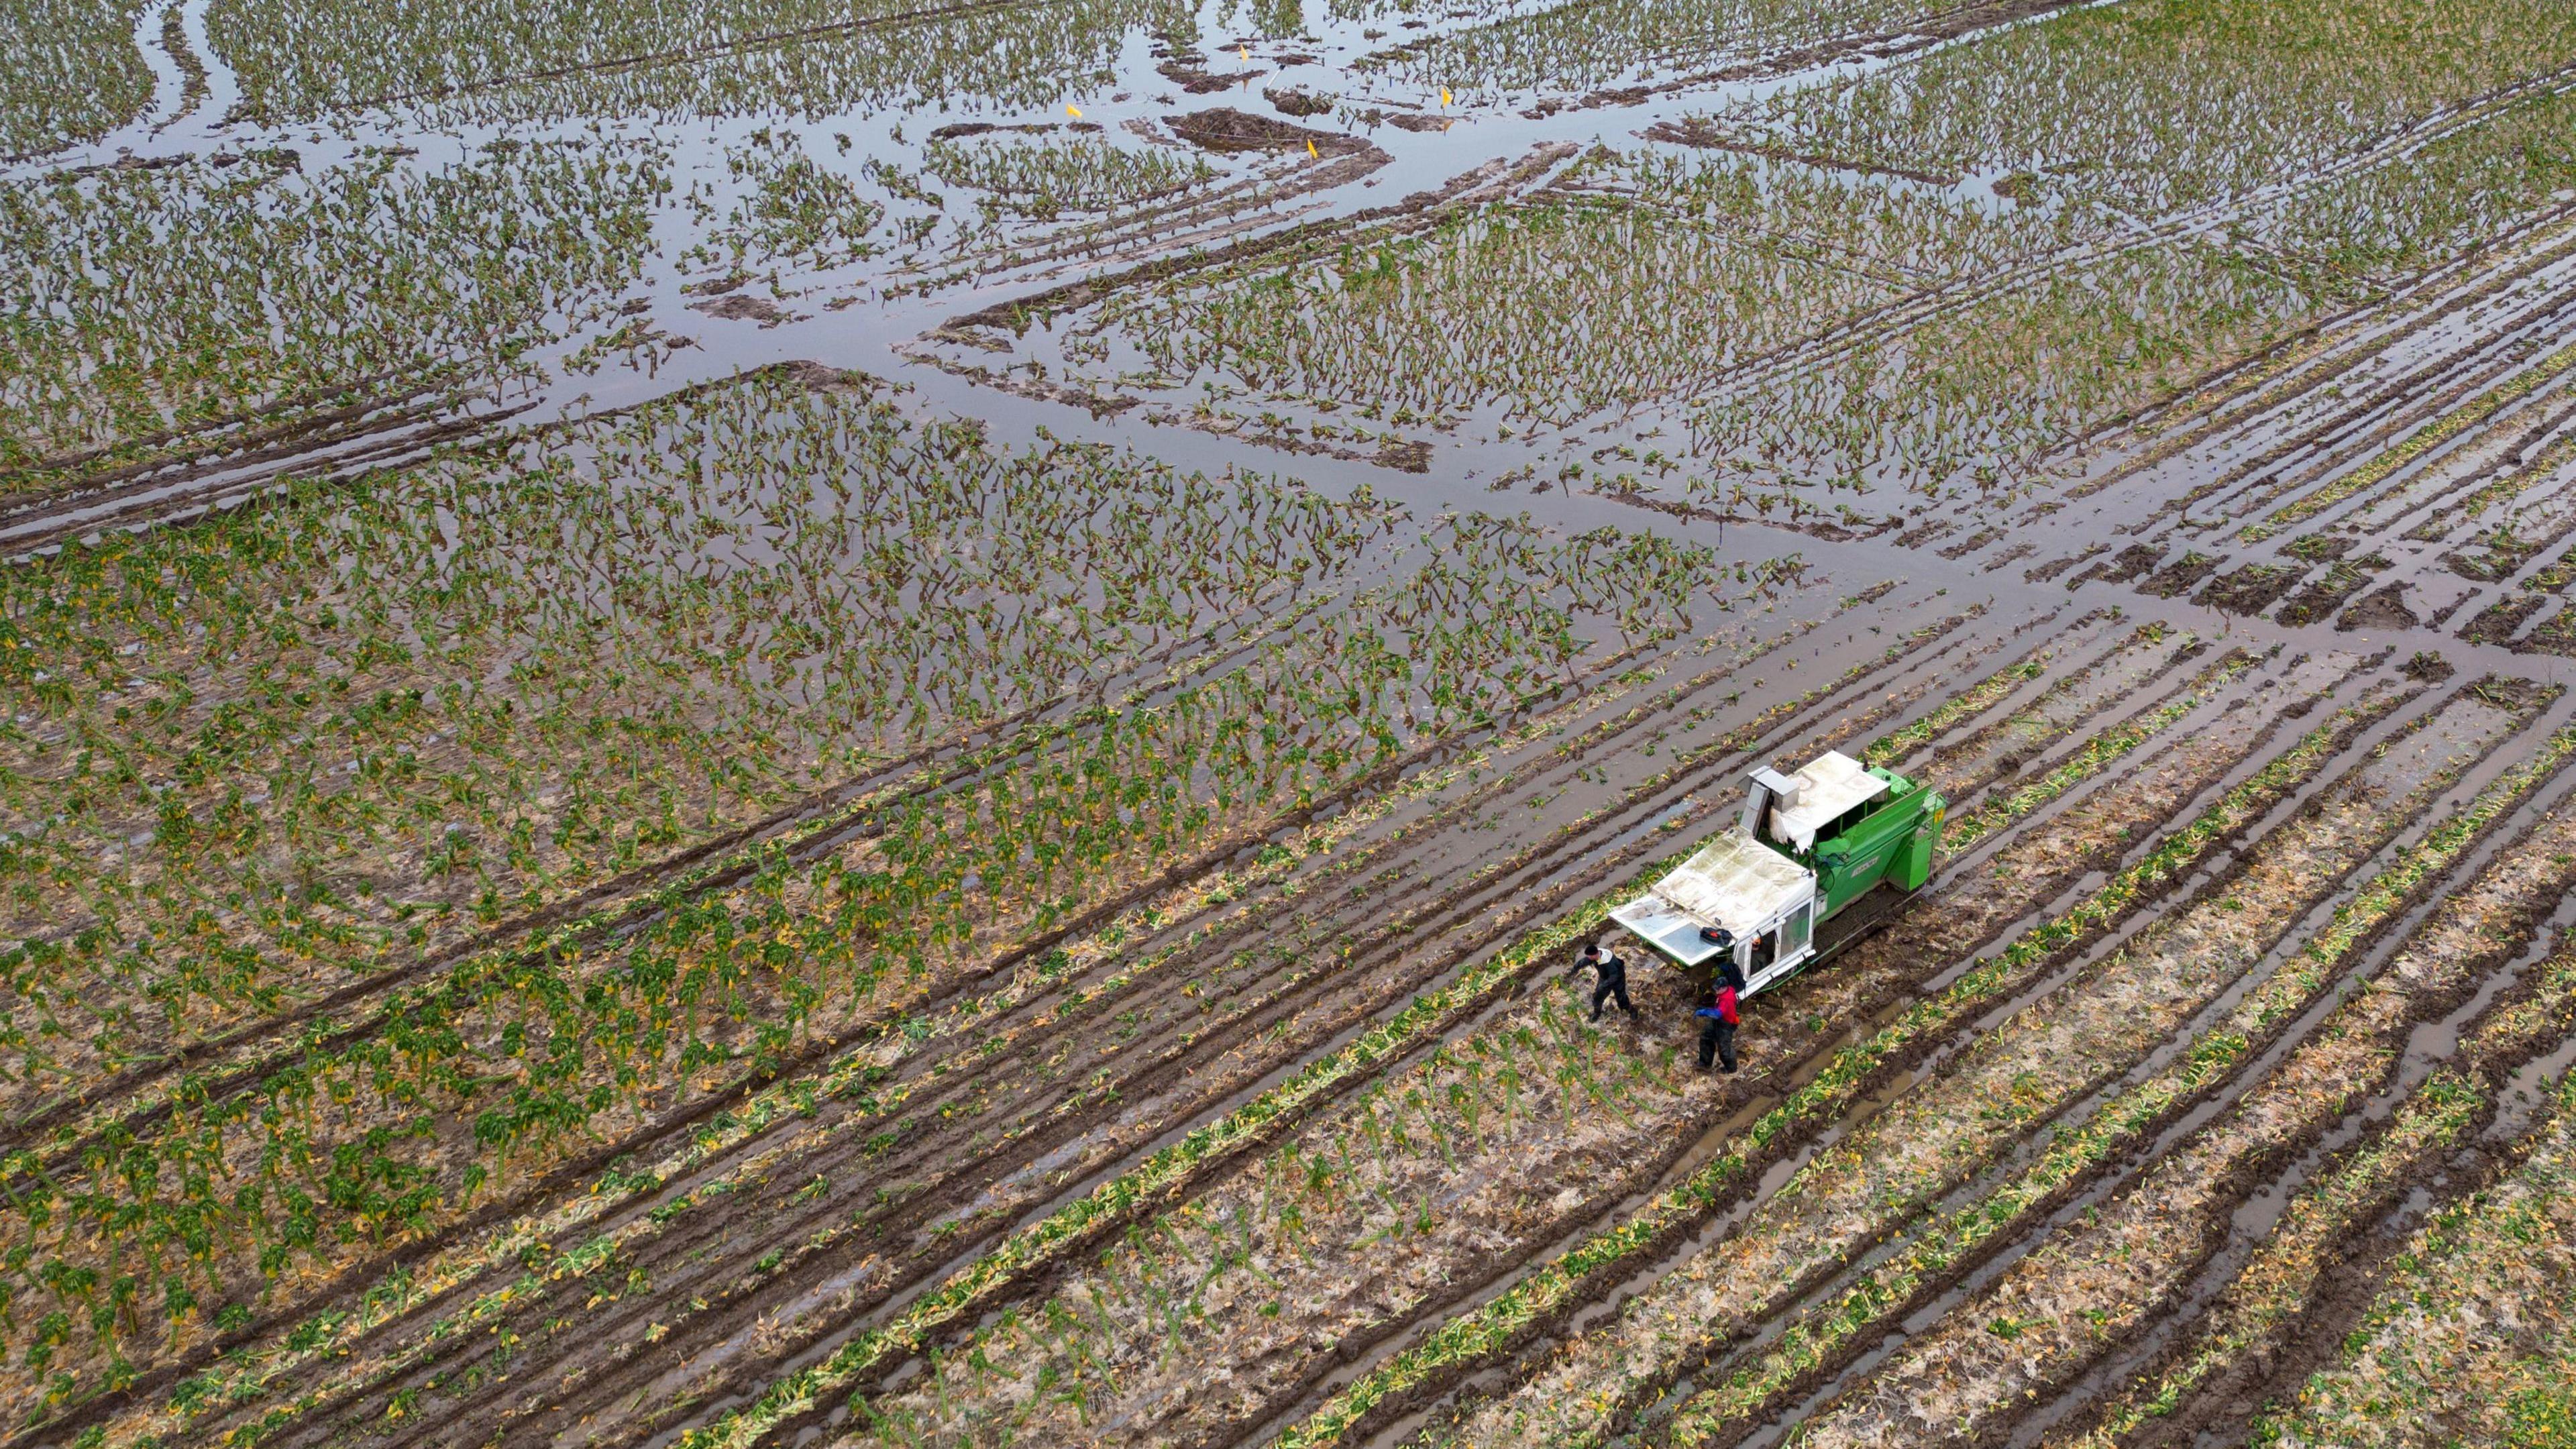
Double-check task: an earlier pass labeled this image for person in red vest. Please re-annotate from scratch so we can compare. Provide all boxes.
[1696,936,1742,1073]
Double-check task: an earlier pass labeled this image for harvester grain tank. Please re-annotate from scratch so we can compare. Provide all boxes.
[1609,749,1944,996]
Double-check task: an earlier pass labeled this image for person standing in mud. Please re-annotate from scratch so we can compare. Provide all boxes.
[1574,943,1637,1022]
[1697,936,1743,1073]
[1697,979,1740,1073]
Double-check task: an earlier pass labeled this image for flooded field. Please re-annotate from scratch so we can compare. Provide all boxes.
[8,0,2576,1446]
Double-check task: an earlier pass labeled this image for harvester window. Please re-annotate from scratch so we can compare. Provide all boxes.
[1782,902,1811,957]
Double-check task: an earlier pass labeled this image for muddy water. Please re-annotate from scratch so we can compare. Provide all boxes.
[7,0,2569,696]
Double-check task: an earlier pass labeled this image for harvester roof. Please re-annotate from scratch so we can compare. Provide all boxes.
[1611,828,1815,966]
[1655,830,1813,932]
[1764,749,1890,852]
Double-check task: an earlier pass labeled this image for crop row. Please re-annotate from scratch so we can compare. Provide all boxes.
[0,140,663,488]
[896,0,2576,541]
[2247,1072,2576,1448]
[0,0,152,155]
[2055,201,2576,536]
[2063,790,2576,1448]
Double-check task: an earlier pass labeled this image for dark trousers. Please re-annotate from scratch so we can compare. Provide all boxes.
[1699,1019,1737,1072]
[1591,977,1634,1020]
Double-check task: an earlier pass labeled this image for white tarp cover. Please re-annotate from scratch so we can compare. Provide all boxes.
[1614,828,1814,957]
[1659,829,1815,924]
[1766,749,1890,852]
[1608,897,1730,966]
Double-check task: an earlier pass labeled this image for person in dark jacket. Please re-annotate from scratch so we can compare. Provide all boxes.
[1574,943,1636,1021]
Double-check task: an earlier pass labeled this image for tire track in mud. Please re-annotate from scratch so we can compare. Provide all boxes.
[2165,1036,2576,1449]
[1734,696,2576,1449]
[2223,313,2576,636]
[2000,929,2576,1449]
[1596,682,2569,1449]
[2015,746,2576,1449]
[1246,654,2408,1449]
[0,388,532,560]
[916,141,1578,365]
[0,354,861,561]
[1519,0,2094,124]
[95,588,1968,1444]
[902,147,1388,301]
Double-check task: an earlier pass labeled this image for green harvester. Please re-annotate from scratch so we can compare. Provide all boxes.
[1609,748,1945,996]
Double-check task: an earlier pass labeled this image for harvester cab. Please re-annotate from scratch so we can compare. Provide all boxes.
[1609,749,1944,996]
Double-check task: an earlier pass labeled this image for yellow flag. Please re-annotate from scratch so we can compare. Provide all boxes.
[1066,103,1082,117]
[1307,139,1318,157]
[1240,44,1250,60]
[1441,87,1453,105]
